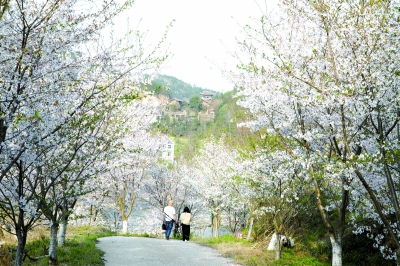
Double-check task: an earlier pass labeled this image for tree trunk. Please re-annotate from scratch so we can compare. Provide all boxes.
[48,222,59,266]
[58,220,67,246]
[122,219,128,234]
[274,232,281,260]
[330,236,342,266]
[0,119,7,144]
[211,213,220,238]
[247,216,254,240]
[89,205,93,226]
[89,205,98,226]
[313,176,346,266]
[14,205,29,266]
[14,229,27,266]
[114,212,118,231]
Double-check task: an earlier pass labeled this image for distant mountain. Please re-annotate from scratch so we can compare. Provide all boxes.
[148,74,219,101]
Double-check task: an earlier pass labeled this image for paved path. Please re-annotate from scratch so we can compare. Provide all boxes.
[96,236,241,266]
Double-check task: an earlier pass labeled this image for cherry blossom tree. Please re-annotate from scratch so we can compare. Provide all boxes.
[96,109,171,234]
[40,110,118,262]
[250,149,302,259]
[143,163,178,211]
[141,162,200,236]
[0,0,169,264]
[0,0,10,20]
[226,1,400,264]
[188,138,249,238]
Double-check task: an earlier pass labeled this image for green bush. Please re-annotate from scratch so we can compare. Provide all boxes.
[342,230,396,266]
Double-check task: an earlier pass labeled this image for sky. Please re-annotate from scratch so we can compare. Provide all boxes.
[113,0,278,92]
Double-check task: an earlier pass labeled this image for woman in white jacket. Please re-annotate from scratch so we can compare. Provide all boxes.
[180,206,192,241]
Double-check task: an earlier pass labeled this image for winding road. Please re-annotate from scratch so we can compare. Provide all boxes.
[96,236,241,266]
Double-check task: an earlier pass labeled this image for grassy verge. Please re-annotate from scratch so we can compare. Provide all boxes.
[4,227,329,266]
[191,235,330,266]
[17,226,115,266]
[3,228,164,265]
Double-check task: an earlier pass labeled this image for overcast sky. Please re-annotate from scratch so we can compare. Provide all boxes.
[113,0,277,92]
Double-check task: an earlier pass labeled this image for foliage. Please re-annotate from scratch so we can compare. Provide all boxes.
[189,95,202,110]
[173,136,201,160]
[154,113,201,138]
[2,0,399,264]
[192,235,329,266]
[152,89,265,160]
[227,0,400,264]
[341,230,396,266]
[17,226,115,266]
[0,0,169,263]
[206,90,266,151]
[151,75,218,100]
[147,81,171,97]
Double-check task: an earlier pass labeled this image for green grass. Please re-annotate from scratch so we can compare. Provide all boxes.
[191,235,330,266]
[272,249,330,266]
[9,227,329,266]
[123,232,152,238]
[21,226,115,266]
[193,235,247,246]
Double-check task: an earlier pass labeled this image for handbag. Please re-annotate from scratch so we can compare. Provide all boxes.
[162,211,176,230]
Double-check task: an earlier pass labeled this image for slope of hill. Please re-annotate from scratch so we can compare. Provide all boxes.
[149,74,219,101]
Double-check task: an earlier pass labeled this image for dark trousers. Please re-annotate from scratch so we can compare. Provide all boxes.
[182,224,190,241]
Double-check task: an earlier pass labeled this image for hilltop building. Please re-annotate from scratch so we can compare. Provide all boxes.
[161,139,174,162]
[168,98,183,109]
[201,92,213,102]
[199,91,215,122]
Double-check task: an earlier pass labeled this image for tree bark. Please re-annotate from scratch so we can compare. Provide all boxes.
[14,228,27,266]
[354,168,400,263]
[58,220,67,246]
[211,213,220,238]
[274,232,281,260]
[247,216,254,240]
[48,222,59,266]
[89,205,98,226]
[396,248,400,266]
[122,219,128,234]
[330,236,342,266]
[0,119,7,144]
[14,192,29,266]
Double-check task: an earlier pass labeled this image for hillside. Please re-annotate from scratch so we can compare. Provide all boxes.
[148,74,219,101]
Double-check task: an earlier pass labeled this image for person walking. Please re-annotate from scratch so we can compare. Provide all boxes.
[180,206,192,241]
[163,200,177,240]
